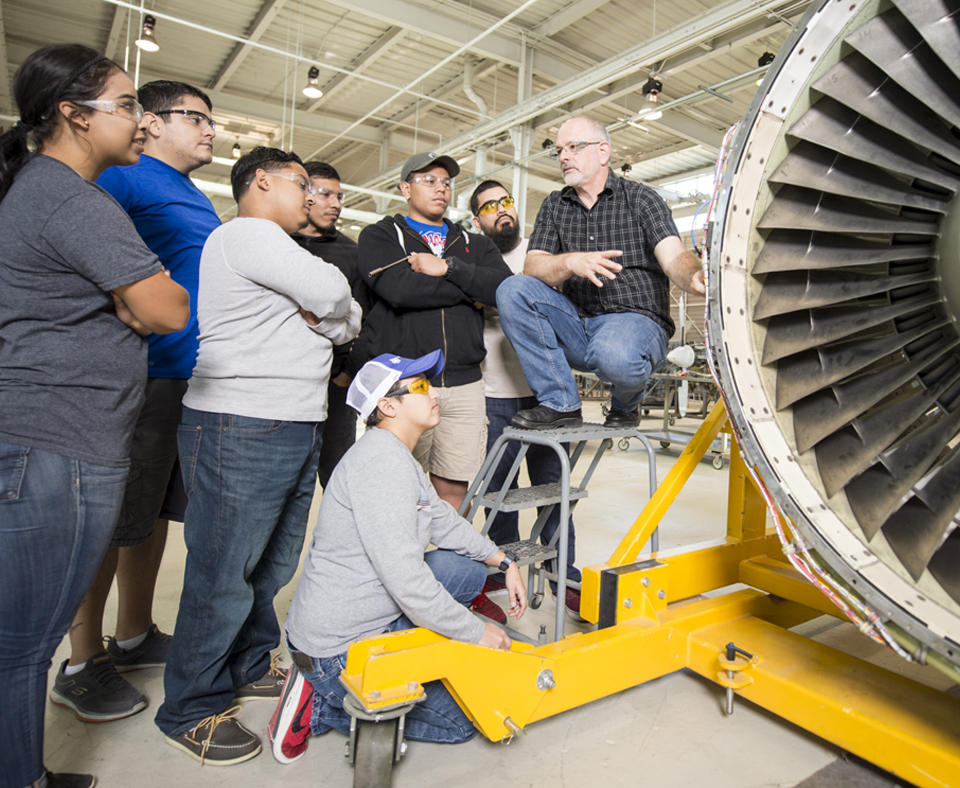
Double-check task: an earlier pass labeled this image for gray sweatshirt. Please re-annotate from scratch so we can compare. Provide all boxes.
[184,217,361,421]
[286,427,497,657]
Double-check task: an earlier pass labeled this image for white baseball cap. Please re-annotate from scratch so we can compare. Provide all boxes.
[347,349,445,420]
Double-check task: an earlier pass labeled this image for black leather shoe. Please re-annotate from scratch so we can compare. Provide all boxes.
[603,407,640,428]
[511,405,583,430]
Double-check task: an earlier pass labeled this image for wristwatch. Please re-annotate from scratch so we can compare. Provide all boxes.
[443,257,457,278]
[498,551,517,572]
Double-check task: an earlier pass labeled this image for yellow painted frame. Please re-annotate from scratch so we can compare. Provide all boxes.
[341,401,960,787]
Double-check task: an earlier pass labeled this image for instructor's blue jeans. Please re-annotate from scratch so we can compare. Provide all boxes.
[485,397,580,585]
[0,443,127,787]
[299,550,486,744]
[497,275,669,413]
[155,408,321,736]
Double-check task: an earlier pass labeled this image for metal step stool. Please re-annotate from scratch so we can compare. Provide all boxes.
[459,422,659,641]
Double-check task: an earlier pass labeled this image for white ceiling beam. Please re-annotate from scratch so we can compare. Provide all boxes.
[210,0,288,92]
[320,0,585,83]
[653,113,724,149]
[532,0,611,38]
[358,0,805,190]
[543,10,798,128]
[103,4,128,62]
[307,26,404,111]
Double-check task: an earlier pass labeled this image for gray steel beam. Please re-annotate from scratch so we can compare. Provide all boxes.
[210,0,287,92]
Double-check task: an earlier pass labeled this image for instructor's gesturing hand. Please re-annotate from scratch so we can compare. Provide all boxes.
[566,249,623,287]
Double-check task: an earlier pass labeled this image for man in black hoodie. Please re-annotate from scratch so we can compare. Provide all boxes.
[356,153,510,511]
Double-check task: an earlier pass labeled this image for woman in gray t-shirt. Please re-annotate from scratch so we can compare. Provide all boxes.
[0,44,188,788]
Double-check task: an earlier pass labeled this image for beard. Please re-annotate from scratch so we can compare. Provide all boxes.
[490,219,521,253]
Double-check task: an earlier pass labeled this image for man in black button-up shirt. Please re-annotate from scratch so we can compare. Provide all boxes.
[497,116,705,429]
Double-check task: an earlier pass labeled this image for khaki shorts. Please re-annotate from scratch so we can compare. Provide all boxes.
[413,379,487,483]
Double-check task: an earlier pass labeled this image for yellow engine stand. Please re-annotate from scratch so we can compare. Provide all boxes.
[342,401,960,787]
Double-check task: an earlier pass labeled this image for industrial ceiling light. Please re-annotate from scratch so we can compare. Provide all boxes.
[232,141,242,159]
[541,138,554,150]
[302,66,323,99]
[621,163,632,175]
[135,15,160,53]
[641,77,662,104]
[756,51,776,85]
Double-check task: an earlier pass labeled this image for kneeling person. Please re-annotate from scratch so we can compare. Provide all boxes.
[271,350,526,763]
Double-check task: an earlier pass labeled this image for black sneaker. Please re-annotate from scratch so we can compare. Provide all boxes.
[603,407,640,428]
[166,707,261,766]
[49,654,147,722]
[236,655,286,700]
[105,624,171,672]
[44,772,97,788]
[511,405,582,430]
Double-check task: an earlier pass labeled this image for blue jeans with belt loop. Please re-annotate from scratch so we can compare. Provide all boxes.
[155,408,321,736]
[497,274,669,413]
[0,442,128,787]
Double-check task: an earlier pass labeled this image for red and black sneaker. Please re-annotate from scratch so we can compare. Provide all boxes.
[266,662,314,764]
[470,592,506,624]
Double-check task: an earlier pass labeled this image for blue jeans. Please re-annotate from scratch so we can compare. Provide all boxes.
[296,550,485,744]
[485,397,580,585]
[0,443,127,787]
[155,409,321,736]
[497,275,669,412]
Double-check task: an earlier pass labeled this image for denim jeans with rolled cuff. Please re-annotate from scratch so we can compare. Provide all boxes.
[496,274,669,413]
[294,549,486,745]
[155,408,321,736]
[0,442,127,787]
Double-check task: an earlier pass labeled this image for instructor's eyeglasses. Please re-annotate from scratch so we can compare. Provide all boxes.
[386,378,431,397]
[475,195,515,216]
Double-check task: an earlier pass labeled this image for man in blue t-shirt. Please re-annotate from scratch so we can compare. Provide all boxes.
[50,81,221,723]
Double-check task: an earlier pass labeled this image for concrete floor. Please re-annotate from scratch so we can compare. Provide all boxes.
[42,401,953,786]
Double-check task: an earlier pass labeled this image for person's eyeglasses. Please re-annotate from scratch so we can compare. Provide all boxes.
[386,378,431,397]
[410,174,452,190]
[267,171,316,195]
[475,195,516,216]
[76,98,144,122]
[314,187,344,202]
[155,108,217,131]
[548,140,603,160]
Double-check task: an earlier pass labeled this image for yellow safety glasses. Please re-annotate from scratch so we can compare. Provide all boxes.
[387,377,431,397]
[475,195,515,216]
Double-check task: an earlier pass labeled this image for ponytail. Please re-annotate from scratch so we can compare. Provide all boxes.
[0,122,33,201]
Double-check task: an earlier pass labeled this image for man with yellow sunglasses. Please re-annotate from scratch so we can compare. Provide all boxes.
[469,180,584,622]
